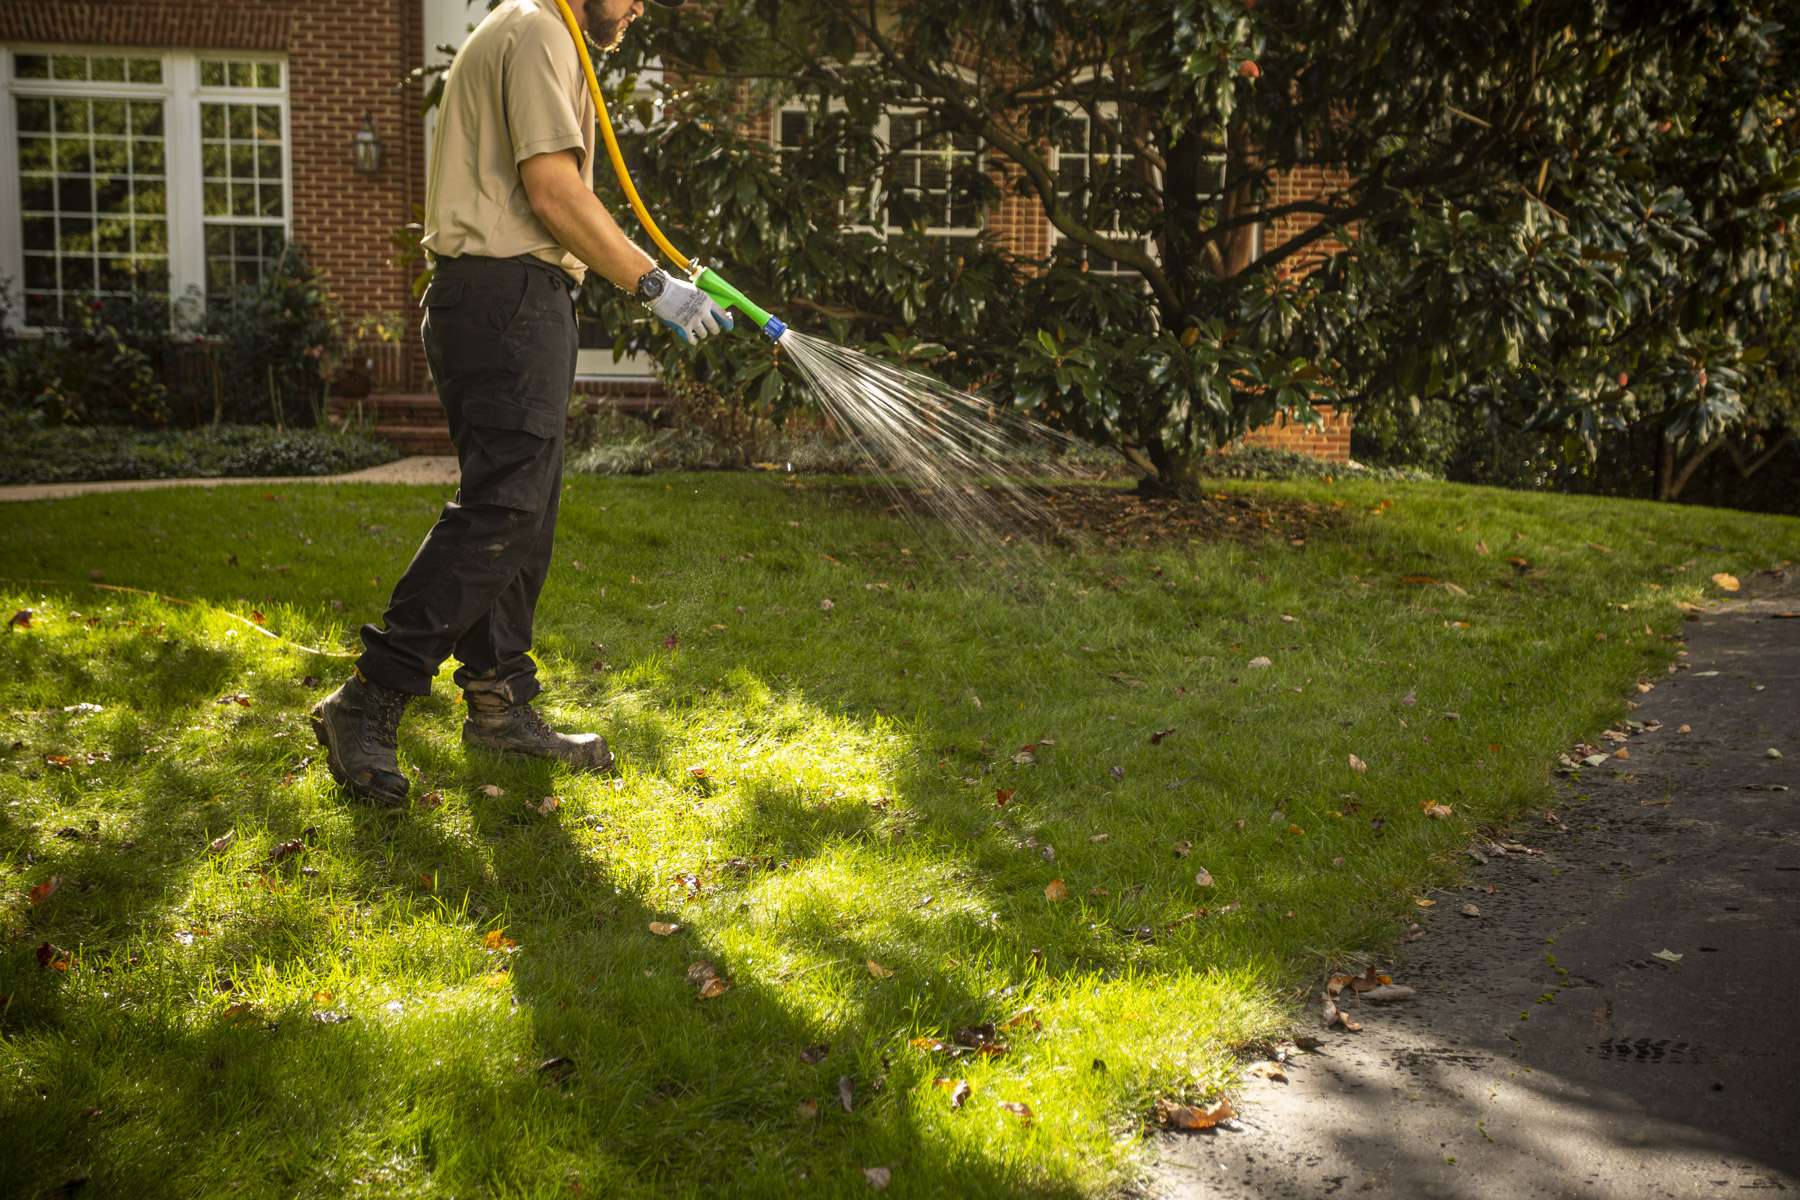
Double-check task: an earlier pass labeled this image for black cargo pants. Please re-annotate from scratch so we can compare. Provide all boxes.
[357,254,579,705]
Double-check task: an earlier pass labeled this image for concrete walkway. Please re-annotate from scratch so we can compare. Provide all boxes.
[0,455,460,502]
[1149,569,1800,1198]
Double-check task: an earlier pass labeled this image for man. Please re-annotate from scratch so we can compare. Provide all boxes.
[311,0,730,807]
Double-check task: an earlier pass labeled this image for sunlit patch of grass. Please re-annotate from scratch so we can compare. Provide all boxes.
[0,474,1795,1197]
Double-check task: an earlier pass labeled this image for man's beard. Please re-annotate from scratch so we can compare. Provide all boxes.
[583,1,629,52]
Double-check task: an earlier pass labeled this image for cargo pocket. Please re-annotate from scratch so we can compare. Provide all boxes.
[453,397,564,513]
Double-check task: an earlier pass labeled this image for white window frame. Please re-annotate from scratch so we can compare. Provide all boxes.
[0,44,291,333]
[771,70,987,247]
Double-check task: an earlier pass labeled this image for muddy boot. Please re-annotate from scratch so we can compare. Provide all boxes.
[462,677,614,772]
[310,669,413,807]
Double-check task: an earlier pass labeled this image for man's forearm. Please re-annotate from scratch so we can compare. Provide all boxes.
[524,156,658,292]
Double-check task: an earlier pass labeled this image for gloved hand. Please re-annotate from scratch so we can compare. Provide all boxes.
[647,273,733,343]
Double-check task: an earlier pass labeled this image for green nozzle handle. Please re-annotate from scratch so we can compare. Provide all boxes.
[694,268,783,340]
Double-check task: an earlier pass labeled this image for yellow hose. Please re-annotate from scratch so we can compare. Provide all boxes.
[550,0,692,274]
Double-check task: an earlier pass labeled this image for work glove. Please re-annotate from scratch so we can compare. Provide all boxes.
[647,274,733,344]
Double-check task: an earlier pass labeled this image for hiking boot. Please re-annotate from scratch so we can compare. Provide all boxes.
[462,677,614,771]
[310,669,413,807]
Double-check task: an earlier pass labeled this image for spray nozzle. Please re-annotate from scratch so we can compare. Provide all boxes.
[694,268,786,344]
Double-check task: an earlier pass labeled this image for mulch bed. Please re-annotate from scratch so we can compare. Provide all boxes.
[809,480,1347,548]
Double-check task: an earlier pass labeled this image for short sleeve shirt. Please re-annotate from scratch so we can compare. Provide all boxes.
[421,0,596,283]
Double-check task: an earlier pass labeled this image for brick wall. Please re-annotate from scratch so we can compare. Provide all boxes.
[1,0,430,387]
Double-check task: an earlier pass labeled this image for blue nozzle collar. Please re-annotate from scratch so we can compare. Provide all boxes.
[762,315,787,343]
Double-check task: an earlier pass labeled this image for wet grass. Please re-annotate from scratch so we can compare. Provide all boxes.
[1,472,1795,1198]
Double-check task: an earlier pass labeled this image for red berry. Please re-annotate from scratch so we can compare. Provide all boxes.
[1239,59,1261,79]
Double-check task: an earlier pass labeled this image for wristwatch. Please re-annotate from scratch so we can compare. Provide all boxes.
[633,267,668,304]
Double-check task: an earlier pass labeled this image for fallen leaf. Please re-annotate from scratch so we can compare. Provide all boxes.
[994,787,1014,808]
[1401,575,1439,586]
[1160,1097,1235,1129]
[1248,655,1272,669]
[934,1077,973,1110]
[483,930,518,951]
[1767,748,1784,760]
[819,598,835,611]
[1711,573,1740,592]
[1088,832,1110,844]
[862,1166,890,1190]
[1247,1060,1288,1083]
[1414,897,1437,908]
[208,830,236,854]
[992,1100,1035,1126]
[1321,995,1362,1032]
[1172,839,1192,858]
[1109,765,1125,781]
[479,784,505,798]
[7,609,32,630]
[1460,903,1481,918]
[531,795,562,815]
[313,1009,352,1025]
[1475,539,1489,556]
[1194,868,1214,887]
[648,921,681,937]
[838,1075,856,1112]
[267,839,306,864]
[1653,948,1684,964]
[416,791,444,811]
[1362,984,1417,1003]
[866,959,895,979]
[800,1043,830,1065]
[1149,727,1177,744]
[1011,748,1037,766]
[661,633,680,650]
[1420,801,1453,819]
[796,1098,819,1120]
[1044,878,1068,902]
[1286,824,1305,836]
[1348,753,1368,774]
[909,1036,949,1053]
[28,876,61,905]
[1678,724,1692,734]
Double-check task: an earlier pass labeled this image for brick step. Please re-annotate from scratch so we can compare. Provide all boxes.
[327,392,442,425]
[375,423,456,455]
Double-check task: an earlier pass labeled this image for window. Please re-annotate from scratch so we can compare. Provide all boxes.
[772,91,985,250]
[1052,108,1164,280]
[1,47,291,330]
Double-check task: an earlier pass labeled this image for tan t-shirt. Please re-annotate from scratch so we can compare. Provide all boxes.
[422,0,596,283]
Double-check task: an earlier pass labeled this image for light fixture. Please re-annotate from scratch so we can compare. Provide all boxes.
[352,113,382,176]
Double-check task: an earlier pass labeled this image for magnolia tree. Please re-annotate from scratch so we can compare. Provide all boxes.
[567,0,1799,497]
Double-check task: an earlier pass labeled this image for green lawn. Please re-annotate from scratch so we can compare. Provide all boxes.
[1,473,1794,1198]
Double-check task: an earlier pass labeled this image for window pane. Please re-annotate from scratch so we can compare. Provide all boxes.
[98,218,131,253]
[20,176,54,211]
[17,97,51,134]
[200,60,226,87]
[57,176,93,214]
[22,217,56,250]
[231,183,257,216]
[56,138,93,175]
[230,143,254,179]
[129,58,162,84]
[96,176,131,215]
[259,183,283,216]
[132,182,166,214]
[133,139,165,174]
[229,105,253,140]
[130,102,163,137]
[203,181,228,215]
[255,62,281,88]
[136,219,167,254]
[200,106,225,139]
[16,54,49,80]
[229,61,253,87]
[54,99,91,134]
[92,56,126,82]
[52,54,89,81]
[255,105,281,140]
[202,142,227,177]
[24,253,58,290]
[93,101,128,136]
[60,216,94,253]
[93,139,129,174]
[257,145,282,176]
[18,135,52,173]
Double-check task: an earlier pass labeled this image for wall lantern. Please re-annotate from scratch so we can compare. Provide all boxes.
[352,113,382,176]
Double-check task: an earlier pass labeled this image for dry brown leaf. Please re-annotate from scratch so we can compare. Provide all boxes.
[1362,984,1417,1003]
[479,784,505,797]
[1044,878,1068,902]
[933,1077,973,1110]
[1160,1097,1235,1129]
[1460,903,1482,918]
[863,1166,891,1190]
[909,1036,949,1053]
[838,1076,856,1112]
[995,787,1015,808]
[1348,753,1368,774]
[699,976,729,1000]
[1711,572,1741,592]
[998,1100,1035,1125]
[1413,897,1436,908]
[1194,868,1214,887]
[795,1098,819,1120]
[1420,801,1453,819]
[483,930,517,951]
[311,989,334,1006]
[531,795,562,815]
[208,830,236,854]
[1247,1060,1288,1083]
[648,921,681,937]
[28,877,61,905]
[866,959,895,979]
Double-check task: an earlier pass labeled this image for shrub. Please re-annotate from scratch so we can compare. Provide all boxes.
[203,245,340,428]
[0,421,397,486]
[0,292,175,428]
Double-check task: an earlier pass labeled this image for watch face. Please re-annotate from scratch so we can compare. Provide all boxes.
[637,270,666,302]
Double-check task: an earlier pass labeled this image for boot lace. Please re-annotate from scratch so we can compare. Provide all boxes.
[363,686,409,747]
